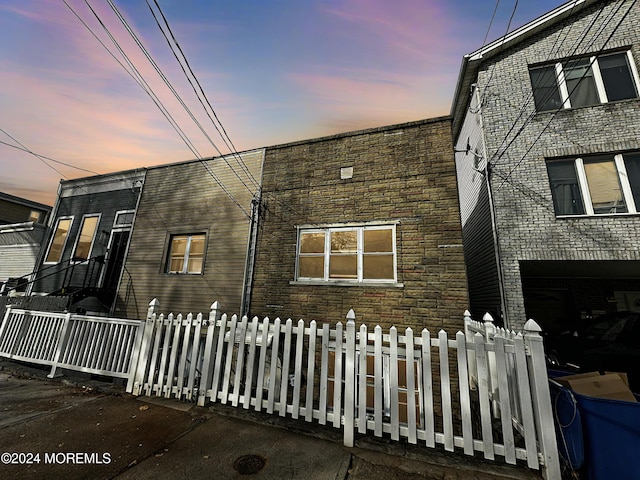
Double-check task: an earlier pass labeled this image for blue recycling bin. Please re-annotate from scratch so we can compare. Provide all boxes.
[574,391,640,480]
[548,377,585,471]
[549,370,640,480]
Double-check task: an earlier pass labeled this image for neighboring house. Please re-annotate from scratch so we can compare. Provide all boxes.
[31,169,146,314]
[451,0,640,333]
[116,149,264,320]
[0,191,51,226]
[250,118,468,332]
[0,192,51,294]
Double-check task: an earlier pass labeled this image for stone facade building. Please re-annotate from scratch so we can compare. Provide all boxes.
[250,118,468,332]
[452,0,640,332]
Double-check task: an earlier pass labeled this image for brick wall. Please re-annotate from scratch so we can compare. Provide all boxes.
[250,118,469,333]
[473,0,640,328]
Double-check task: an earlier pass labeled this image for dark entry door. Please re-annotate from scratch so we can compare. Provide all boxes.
[103,230,130,294]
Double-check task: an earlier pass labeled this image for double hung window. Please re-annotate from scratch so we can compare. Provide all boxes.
[547,152,640,216]
[296,224,396,283]
[530,50,639,111]
[166,233,206,274]
[45,217,73,264]
[72,214,100,261]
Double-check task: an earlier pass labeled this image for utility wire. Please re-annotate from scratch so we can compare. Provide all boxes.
[146,0,260,191]
[494,0,635,192]
[103,0,253,216]
[105,0,256,197]
[69,0,251,218]
[489,0,614,170]
[487,0,588,168]
[0,133,99,175]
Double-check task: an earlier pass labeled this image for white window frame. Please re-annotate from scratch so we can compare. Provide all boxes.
[113,210,135,229]
[554,154,638,217]
[294,223,400,285]
[533,50,640,111]
[44,216,74,264]
[166,233,207,275]
[71,213,101,262]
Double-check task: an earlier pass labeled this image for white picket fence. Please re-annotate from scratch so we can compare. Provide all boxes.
[131,299,560,479]
[0,305,144,392]
[0,300,560,479]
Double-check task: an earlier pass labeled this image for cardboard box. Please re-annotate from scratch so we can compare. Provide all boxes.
[555,371,637,402]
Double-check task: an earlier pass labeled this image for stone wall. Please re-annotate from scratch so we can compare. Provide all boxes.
[251,118,469,333]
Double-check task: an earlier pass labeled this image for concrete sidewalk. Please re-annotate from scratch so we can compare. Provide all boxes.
[0,360,542,480]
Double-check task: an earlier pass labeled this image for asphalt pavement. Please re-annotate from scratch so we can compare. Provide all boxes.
[0,360,542,480]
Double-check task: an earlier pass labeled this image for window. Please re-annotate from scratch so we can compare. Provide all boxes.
[547,153,640,216]
[28,210,42,223]
[73,214,100,261]
[113,210,135,228]
[166,233,206,274]
[530,50,639,112]
[45,217,73,263]
[297,225,396,283]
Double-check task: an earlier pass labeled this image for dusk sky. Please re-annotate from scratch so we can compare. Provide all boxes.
[1,0,566,206]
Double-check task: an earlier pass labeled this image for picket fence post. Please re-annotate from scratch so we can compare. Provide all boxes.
[343,309,356,447]
[462,310,477,388]
[198,301,220,406]
[482,313,499,413]
[132,298,161,395]
[523,319,561,480]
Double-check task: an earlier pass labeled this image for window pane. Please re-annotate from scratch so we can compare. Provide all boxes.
[623,153,640,211]
[115,212,134,226]
[74,216,99,261]
[583,157,627,214]
[599,53,638,102]
[331,231,357,253]
[300,232,325,254]
[187,257,203,274]
[171,236,188,255]
[363,254,394,279]
[547,162,585,215]
[299,256,324,278]
[329,255,357,279]
[189,235,206,255]
[564,58,599,108]
[530,66,563,111]
[45,218,72,263]
[168,236,188,273]
[169,258,184,273]
[364,229,392,253]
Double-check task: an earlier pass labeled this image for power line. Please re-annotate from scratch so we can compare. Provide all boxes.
[67,0,251,218]
[488,0,625,170]
[146,0,260,191]
[0,130,99,175]
[494,0,636,192]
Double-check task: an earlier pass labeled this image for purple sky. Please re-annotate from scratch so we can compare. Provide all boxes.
[0,0,565,205]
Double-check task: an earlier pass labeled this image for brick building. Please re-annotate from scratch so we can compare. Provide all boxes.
[451,0,640,332]
[250,117,468,332]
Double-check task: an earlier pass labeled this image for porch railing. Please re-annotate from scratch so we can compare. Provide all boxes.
[0,305,144,391]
